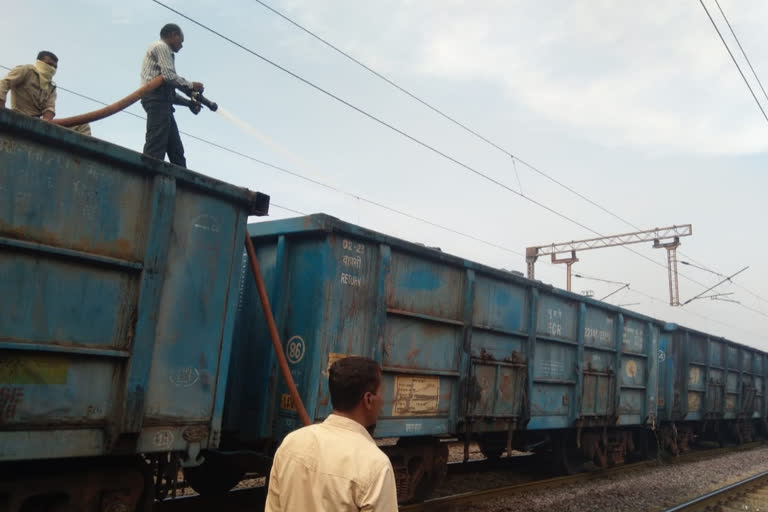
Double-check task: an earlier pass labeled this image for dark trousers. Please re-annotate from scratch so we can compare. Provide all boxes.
[141,95,186,168]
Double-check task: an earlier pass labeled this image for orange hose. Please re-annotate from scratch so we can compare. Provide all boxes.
[53,76,165,127]
[245,231,311,427]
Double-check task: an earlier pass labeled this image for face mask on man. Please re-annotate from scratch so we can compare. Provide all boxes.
[34,60,57,91]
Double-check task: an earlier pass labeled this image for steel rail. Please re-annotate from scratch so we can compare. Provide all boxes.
[152,441,765,511]
[403,441,766,511]
[401,460,653,511]
[661,469,768,511]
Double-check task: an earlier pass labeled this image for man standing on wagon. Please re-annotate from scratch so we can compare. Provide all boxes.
[139,23,205,168]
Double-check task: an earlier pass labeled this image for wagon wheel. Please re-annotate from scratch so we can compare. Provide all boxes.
[477,433,506,461]
[393,438,449,503]
[592,442,608,468]
[636,430,659,460]
[410,440,449,502]
[151,453,182,501]
[550,433,581,475]
[183,452,246,496]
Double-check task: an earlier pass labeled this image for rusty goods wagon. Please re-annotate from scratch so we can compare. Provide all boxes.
[195,214,768,503]
[656,325,767,453]
[0,109,269,511]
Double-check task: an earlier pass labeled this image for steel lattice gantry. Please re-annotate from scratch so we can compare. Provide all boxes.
[526,224,693,305]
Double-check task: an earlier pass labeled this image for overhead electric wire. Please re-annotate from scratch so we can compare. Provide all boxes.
[3,73,306,220]
[626,287,762,338]
[8,59,763,331]
[250,0,644,231]
[681,260,725,277]
[48,77,681,314]
[713,0,768,104]
[271,203,306,216]
[151,2,725,295]
[178,133,527,257]
[152,2,606,237]
[697,0,768,124]
[573,273,628,286]
[683,266,749,305]
[704,0,768,309]
[600,284,630,302]
[247,1,766,301]
[733,285,768,306]
[20,67,529,262]
[682,254,768,306]
[738,303,768,319]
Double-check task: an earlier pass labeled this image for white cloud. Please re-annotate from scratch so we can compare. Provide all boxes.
[278,0,768,154]
[411,1,768,153]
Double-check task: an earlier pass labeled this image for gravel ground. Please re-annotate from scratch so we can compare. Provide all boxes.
[447,441,487,463]
[438,442,545,497]
[451,446,768,512]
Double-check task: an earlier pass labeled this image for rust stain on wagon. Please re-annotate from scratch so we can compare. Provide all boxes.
[500,374,516,402]
[0,222,137,261]
[404,347,422,361]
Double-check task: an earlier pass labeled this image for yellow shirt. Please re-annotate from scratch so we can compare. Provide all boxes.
[0,65,57,118]
[265,414,398,512]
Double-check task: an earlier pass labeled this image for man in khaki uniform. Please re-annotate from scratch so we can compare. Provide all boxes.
[0,51,91,135]
[265,356,398,512]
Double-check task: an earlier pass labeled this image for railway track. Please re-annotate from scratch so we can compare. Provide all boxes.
[662,469,768,511]
[152,442,764,512]
[403,459,654,511]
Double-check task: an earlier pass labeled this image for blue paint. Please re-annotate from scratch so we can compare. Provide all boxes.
[222,215,767,475]
[228,215,677,455]
[400,270,442,291]
[0,109,268,463]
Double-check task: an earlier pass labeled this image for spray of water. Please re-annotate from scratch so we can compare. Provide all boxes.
[216,107,327,182]
[215,107,367,224]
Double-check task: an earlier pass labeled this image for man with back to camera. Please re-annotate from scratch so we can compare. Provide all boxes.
[140,23,204,168]
[265,356,398,512]
[0,51,91,135]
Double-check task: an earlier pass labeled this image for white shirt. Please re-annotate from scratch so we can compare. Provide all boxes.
[265,414,398,512]
[139,40,192,89]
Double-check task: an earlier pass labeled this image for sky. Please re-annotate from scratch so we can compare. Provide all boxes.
[3,1,767,348]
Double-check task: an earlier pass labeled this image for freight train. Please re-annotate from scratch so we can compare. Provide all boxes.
[201,214,767,503]
[1,109,765,510]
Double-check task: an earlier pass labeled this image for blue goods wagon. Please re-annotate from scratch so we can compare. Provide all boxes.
[656,325,767,452]
[214,214,680,502]
[0,109,269,511]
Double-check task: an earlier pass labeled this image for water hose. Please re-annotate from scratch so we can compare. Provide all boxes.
[245,231,311,427]
[52,76,165,128]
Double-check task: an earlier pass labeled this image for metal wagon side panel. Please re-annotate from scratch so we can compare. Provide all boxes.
[0,110,267,461]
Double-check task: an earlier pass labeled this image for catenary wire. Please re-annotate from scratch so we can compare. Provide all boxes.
[8,65,527,260]
[270,203,306,216]
[251,0,644,231]
[149,2,724,294]
[6,64,763,330]
[713,0,768,104]
[697,0,768,123]
[246,1,768,302]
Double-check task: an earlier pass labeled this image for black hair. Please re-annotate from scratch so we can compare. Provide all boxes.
[160,23,182,39]
[329,357,381,412]
[37,51,58,63]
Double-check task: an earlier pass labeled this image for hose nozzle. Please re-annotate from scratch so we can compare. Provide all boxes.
[190,91,218,112]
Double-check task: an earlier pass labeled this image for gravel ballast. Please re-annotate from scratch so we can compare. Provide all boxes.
[440,446,768,511]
